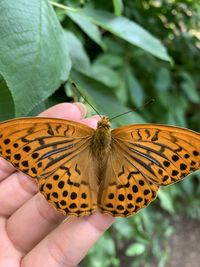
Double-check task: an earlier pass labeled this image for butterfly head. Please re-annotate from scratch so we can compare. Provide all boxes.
[97,116,111,130]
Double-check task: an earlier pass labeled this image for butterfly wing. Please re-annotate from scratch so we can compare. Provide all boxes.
[98,124,200,217]
[0,118,97,216]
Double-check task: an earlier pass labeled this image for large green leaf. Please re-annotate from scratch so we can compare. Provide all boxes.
[0,0,71,116]
[0,76,14,120]
[74,8,171,61]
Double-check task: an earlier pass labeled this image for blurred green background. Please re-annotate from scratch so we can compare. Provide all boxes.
[0,0,200,266]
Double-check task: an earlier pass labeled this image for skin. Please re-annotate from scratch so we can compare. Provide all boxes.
[0,103,115,267]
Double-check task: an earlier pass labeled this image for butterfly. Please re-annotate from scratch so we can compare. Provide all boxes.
[0,116,199,217]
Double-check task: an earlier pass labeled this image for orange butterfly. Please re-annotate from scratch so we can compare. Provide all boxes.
[0,116,199,217]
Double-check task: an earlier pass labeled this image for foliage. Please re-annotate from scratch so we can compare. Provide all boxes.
[0,0,200,266]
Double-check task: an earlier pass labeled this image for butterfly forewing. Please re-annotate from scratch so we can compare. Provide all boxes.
[0,118,98,216]
[111,124,200,186]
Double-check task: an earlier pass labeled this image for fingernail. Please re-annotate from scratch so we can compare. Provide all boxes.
[74,102,87,118]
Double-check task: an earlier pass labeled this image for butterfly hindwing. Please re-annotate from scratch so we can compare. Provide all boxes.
[38,147,98,216]
[98,142,159,217]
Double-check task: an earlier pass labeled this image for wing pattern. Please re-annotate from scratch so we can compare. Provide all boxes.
[0,119,200,217]
[0,118,97,216]
[98,124,200,217]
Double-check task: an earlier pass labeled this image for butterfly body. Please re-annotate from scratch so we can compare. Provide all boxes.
[90,116,112,186]
[0,117,200,217]
[91,116,111,158]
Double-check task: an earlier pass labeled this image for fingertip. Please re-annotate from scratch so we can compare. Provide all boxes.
[39,103,87,120]
[85,211,115,232]
[80,115,101,129]
[74,102,87,118]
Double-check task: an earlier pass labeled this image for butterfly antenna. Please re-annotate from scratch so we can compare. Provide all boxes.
[71,82,102,118]
[109,98,155,121]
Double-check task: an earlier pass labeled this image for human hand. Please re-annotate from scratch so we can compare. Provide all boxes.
[0,103,115,267]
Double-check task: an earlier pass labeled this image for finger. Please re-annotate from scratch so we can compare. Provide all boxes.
[39,102,87,120]
[0,172,37,217]
[22,212,115,267]
[6,193,64,253]
[0,157,15,182]
[80,115,101,129]
[0,103,88,216]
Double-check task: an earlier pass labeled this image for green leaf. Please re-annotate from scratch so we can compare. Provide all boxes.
[79,8,171,61]
[116,77,128,104]
[0,0,71,116]
[65,30,91,75]
[114,218,135,238]
[180,71,200,103]
[158,188,175,214]
[104,36,124,54]
[155,68,171,91]
[85,233,117,267]
[94,53,123,68]
[27,101,47,116]
[125,243,146,256]
[67,11,105,49]
[125,67,145,107]
[0,76,14,120]
[92,64,119,87]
